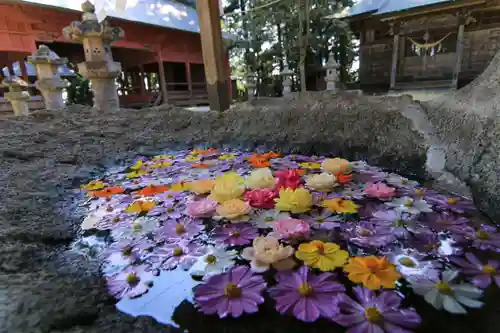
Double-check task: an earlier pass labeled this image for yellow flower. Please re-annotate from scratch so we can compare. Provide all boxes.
[81,180,105,191]
[170,183,186,192]
[295,240,348,272]
[344,256,401,290]
[149,161,173,169]
[274,188,313,213]
[215,199,251,221]
[126,169,148,179]
[125,200,156,213]
[299,162,321,170]
[219,153,237,161]
[321,158,351,174]
[130,160,144,170]
[305,172,338,192]
[184,156,200,162]
[245,168,276,189]
[322,198,359,214]
[241,236,295,272]
[209,172,245,203]
[185,179,215,195]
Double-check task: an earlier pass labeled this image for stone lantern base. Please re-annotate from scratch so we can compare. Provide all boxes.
[4,91,30,116]
[91,78,120,110]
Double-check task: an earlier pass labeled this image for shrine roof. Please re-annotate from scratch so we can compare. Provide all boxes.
[20,0,232,38]
[348,0,454,17]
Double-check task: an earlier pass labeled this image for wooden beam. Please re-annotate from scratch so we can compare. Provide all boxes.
[157,53,168,104]
[452,12,467,88]
[196,0,230,111]
[139,64,146,95]
[389,23,400,90]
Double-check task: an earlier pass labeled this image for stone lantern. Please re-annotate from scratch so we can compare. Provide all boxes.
[246,71,257,100]
[280,63,294,96]
[27,45,69,110]
[62,1,124,110]
[1,77,31,116]
[324,54,339,92]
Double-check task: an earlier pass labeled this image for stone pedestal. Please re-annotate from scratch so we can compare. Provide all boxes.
[28,45,69,110]
[280,64,294,96]
[2,77,30,116]
[324,54,339,92]
[62,1,124,110]
[246,72,257,101]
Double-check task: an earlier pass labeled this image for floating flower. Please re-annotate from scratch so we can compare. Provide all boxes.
[135,185,170,196]
[243,188,277,209]
[275,169,302,190]
[89,186,126,198]
[155,218,204,242]
[268,265,345,322]
[458,224,500,252]
[244,168,276,189]
[81,180,105,191]
[451,252,500,288]
[189,245,238,278]
[146,241,203,270]
[386,249,439,280]
[305,172,337,192]
[335,170,353,184]
[364,182,396,199]
[371,209,416,238]
[345,223,395,248]
[408,270,483,314]
[385,174,419,189]
[300,209,342,230]
[102,239,155,276]
[219,153,237,161]
[332,286,421,333]
[295,240,348,272]
[184,156,200,162]
[251,209,290,229]
[275,187,313,213]
[344,256,401,290]
[130,160,144,170]
[125,200,156,214]
[126,169,148,179]
[424,212,470,232]
[271,218,310,240]
[428,194,475,214]
[261,151,280,159]
[184,179,215,195]
[321,198,359,214]
[106,265,155,299]
[186,197,218,218]
[213,223,259,246]
[111,217,158,239]
[194,265,267,318]
[214,199,251,221]
[321,157,350,174]
[209,172,245,203]
[149,161,173,169]
[299,162,321,170]
[241,236,295,272]
[191,163,210,169]
[191,148,216,156]
[385,196,432,214]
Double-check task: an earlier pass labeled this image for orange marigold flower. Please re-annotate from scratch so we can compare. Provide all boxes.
[344,256,401,290]
[90,187,125,198]
[135,185,170,196]
[294,169,306,176]
[191,148,217,156]
[247,154,271,168]
[192,163,210,169]
[336,172,353,184]
[261,151,280,159]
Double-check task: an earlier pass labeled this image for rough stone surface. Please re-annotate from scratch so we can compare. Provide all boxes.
[425,50,500,222]
[0,94,430,333]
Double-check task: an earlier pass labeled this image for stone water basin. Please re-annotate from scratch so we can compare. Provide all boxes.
[73,148,500,333]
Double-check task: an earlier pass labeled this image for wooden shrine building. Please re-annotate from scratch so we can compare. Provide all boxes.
[347,0,500,93]
[0,0,231,109]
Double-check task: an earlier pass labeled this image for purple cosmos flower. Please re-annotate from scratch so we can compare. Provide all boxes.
[343,223,395,248]
[408,229,462,256]
[456,224,500,252]
[96,212,136,230]
[385,173,420,189]
[106,264,155,299]
[354,170,387,184]
[155,191,186,202]
[155,217,205,242]
[427,194,475,214]
[357,201,386,219]
[341,185,366,200]
[213,223,259,246]
[299,209,342,230]
[332,287,421,332]
[194,265,267,318]
[371,209,417,238]
[451,252,500,289]
[145,241,205,270]
[423,212,470,233]
[268,265,345,322]
[399,186,439,200]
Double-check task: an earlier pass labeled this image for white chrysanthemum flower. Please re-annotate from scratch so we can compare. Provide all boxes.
[408,270,484,314]
[111,217,158,239]
[385,196,432,214]
[189,245,237,278]
[387,250,439,279]
[250,209,290,229]
[385,173,419,188]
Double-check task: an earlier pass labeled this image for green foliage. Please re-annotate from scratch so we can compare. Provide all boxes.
[66,72,93,106]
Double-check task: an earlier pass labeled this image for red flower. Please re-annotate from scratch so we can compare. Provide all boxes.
[244,188,277,209]
[336,171,353,184]
[275,169,303,191]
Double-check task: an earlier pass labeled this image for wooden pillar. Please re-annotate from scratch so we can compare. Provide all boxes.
[389,22,400,90]
[157,52,168,103]
[196,0,230,111]
[185,62,192,98]
[139,64,146,95]
[452,11,467,88]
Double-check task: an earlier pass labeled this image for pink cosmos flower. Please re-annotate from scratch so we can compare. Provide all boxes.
[272,218,310,240]
[243,188,277,209]
[364,182,396,199]
[186,197,218,218]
